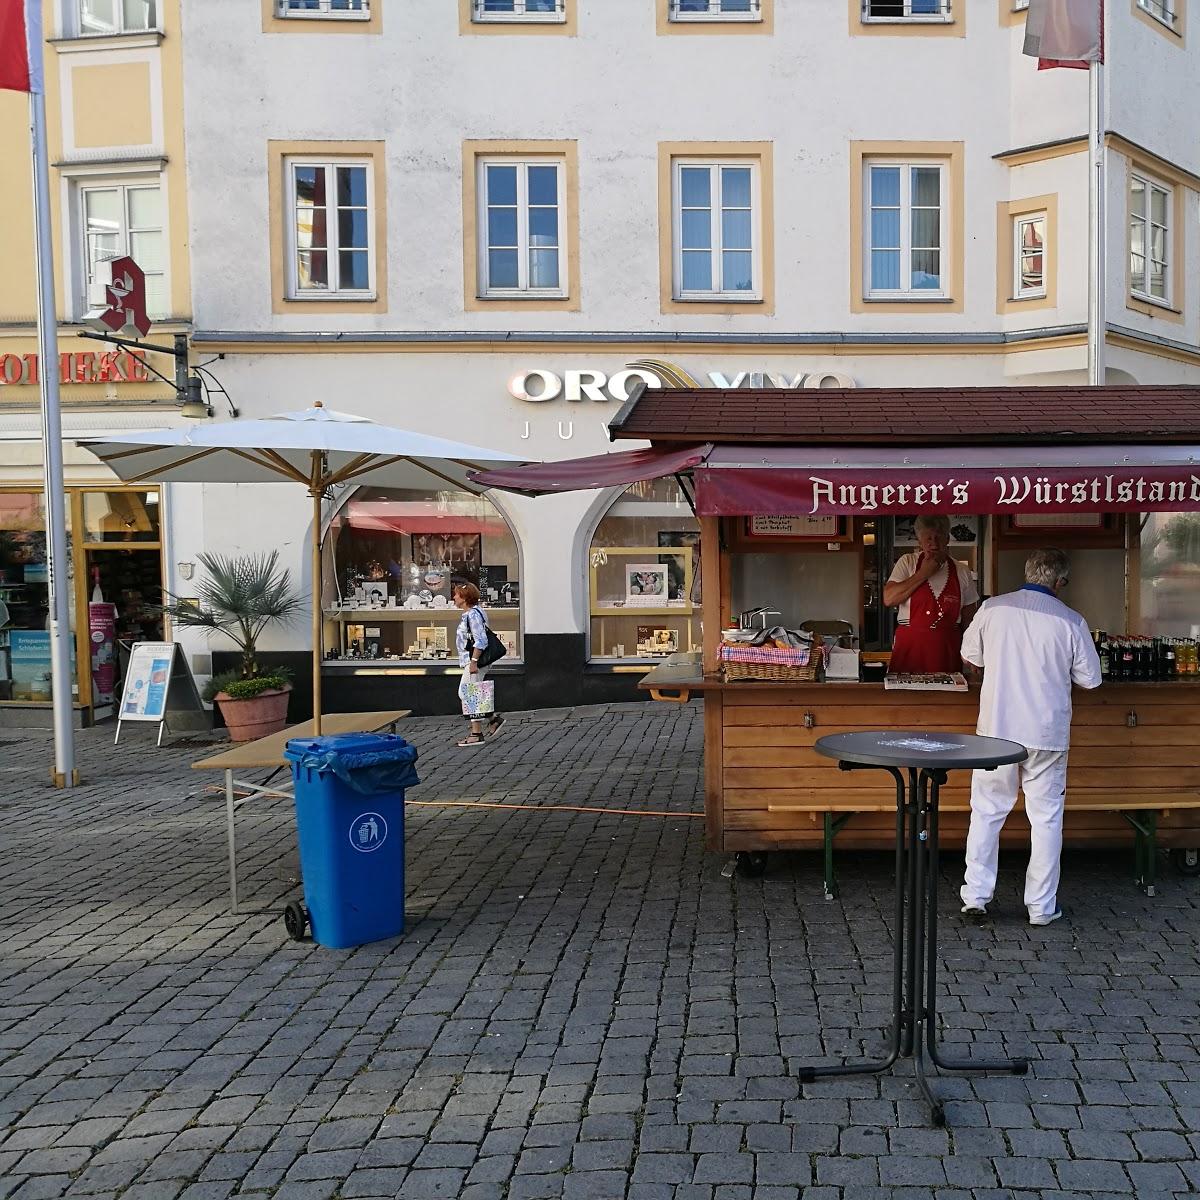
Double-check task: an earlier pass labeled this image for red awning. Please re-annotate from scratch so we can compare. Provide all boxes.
[469,444,713,497]
[695,445,1200,516]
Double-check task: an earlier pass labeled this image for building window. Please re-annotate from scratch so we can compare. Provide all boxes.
[865,161,945,298]
[285,160,374,300]
[324,487,522,665]
[77,0,156,34]
[588,479,700,663]
[1013,0,1029,9]
[277,0,370,18]
[670,0,762,19]
[79,181,166,318]
[1130,173,1170,304]
[1137,0,1177,29]
[477,159,566,297]
[673,161,760,300]
[1013,212,1046,299]
[472,0,565,20]
[862,0,951,20]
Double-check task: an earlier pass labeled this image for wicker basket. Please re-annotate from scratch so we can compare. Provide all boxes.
[722,659,822,682]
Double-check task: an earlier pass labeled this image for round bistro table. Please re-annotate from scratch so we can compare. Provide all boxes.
[807,730,1029,1125]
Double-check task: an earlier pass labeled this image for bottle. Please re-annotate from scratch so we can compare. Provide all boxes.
[91,566,104,604]
[1122,638,1135,681]
[1099,637,1111,681]
[1165,638,1177,680]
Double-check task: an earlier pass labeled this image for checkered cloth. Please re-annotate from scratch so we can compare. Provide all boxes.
[720,644,815,667]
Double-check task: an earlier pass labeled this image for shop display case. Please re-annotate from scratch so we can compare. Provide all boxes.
[589,545,695,659]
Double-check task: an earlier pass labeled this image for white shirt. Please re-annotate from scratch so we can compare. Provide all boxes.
[888,552,979,625]
[960,585,1102,752]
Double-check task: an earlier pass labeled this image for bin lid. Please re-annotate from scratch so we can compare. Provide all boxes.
[285,732,409,757]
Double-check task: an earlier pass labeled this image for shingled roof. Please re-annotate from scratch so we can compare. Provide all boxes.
[606,384,1200,446]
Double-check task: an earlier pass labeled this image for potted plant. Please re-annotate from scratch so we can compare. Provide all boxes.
[163,551,302,742]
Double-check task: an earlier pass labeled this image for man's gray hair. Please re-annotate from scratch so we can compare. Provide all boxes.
[915,515,951,536]
[1025,547,1070,588]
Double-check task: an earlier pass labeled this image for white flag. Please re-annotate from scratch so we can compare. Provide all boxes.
[1023,0,1102,65]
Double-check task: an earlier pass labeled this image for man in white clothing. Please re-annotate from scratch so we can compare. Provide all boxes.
[959,548,1102,926]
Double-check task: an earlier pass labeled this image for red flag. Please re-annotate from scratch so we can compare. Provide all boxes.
[0,0,42,93]
[1023,0,1103,70]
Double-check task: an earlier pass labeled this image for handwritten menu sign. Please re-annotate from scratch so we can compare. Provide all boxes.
[746,515,843,540]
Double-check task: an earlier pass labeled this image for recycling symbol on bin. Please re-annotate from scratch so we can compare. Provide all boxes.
[349,811,388,853]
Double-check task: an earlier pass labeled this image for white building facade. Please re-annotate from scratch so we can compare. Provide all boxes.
[171,0,1200,715]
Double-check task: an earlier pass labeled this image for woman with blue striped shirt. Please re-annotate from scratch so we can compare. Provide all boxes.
[453,583,504,747]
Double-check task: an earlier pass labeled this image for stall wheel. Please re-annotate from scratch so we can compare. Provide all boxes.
[1171,848,1200,877]
[736,851,768,878]
[283,900,309,940]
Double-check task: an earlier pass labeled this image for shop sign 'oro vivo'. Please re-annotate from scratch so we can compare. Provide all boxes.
[508,366,857,403]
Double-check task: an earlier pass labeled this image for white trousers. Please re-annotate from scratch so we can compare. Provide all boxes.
[960,748,1069,919]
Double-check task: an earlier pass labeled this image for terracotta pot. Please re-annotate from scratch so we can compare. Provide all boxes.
[215,686,291,742]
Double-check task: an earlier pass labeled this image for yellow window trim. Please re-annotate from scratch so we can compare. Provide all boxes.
[657,142,774,316]
[1132,0,1186,44]
[267,140,388,315]
[262,0,382,33]
[850,140,965,315]
[458,0,577,35]
[995,194,1057,314]
[655,0,774,35]
[1124,157,1185,325]
[849,0,965,37]
[461,140,580,312]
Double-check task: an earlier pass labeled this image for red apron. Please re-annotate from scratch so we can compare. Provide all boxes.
[889,555,963,675]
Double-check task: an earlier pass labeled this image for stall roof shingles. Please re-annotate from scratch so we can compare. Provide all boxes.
[608,385,1200,445]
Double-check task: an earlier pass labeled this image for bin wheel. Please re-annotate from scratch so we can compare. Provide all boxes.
[1171,848,1200,877]
[736,851,768,878]
[283,901,308,940]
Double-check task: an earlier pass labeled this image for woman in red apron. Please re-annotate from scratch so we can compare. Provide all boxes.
[884,516,978,674]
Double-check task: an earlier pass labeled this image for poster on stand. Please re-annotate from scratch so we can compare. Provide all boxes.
[88,602,117,705]
[115,641,206,745]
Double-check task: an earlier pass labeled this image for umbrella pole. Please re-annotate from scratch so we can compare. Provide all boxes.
[311,486,323,735]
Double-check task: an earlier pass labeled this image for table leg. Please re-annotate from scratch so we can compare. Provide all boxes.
[225,768,238,917]
[901,767,920,1058]
[923,769,1028,1079]
[800,766,907,1081]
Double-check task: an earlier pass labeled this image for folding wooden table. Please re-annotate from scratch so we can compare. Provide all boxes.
[192,710,410,914]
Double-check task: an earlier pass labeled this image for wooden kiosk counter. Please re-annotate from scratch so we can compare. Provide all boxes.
[471,384,1200,892]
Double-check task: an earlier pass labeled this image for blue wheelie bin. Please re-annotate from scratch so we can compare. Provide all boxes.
[282,732,419,949]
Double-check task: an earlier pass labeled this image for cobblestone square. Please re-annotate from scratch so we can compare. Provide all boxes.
[1,703,1198,1199]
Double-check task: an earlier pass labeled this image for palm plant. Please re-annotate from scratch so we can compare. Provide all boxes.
[162,551,302,682]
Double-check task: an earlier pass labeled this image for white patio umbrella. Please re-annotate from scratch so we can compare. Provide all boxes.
[82,403,524,733]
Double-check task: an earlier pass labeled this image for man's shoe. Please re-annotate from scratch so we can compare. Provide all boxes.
[1028,908,1064,926]
[960,903,988,918]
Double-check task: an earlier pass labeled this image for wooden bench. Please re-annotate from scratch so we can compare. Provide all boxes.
[767,791,1199,901]
[192,709,410,914]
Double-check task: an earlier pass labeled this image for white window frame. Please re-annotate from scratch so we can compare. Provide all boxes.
[74,0,159,36]
[669,0,763,22]
[861,0,952,22]
[472,0,567,22]
[1129,171,1172,307]
[863,159,948,300]
[1013,212,1046,300]
[671,159,762,302]
[477,157,568,299]
[276,0,371,20]
[1137,0,1178,30]
[284,158,376,301]
[76,176,167,319]
[1013,0,1029,10]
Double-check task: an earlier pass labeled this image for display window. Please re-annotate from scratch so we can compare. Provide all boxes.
[324,486,521,664]
[588,477,700,661]
[1138,512,1200,637]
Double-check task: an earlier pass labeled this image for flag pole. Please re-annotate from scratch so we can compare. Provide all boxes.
[28,43,78,785]
[1087,0,1106,386]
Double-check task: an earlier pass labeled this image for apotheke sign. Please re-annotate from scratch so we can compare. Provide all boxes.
[0,349,151,387]
[508,366,857,404]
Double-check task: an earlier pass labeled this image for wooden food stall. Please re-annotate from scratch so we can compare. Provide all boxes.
[474,385,1200,893]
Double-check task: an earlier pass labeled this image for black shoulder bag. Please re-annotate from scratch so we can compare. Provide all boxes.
[467,611,507,668]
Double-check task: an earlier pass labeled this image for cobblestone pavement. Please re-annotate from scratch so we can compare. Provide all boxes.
[1,701,1199,1200]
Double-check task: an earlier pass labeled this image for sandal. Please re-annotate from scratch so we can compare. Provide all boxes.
[487,716,506,740]
[457,733,486,747]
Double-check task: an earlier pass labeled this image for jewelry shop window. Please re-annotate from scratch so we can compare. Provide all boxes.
[589,478,700,662]
[324,486,521,665]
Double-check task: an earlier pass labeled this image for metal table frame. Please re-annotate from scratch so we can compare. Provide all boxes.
[804,732,1029,1126]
